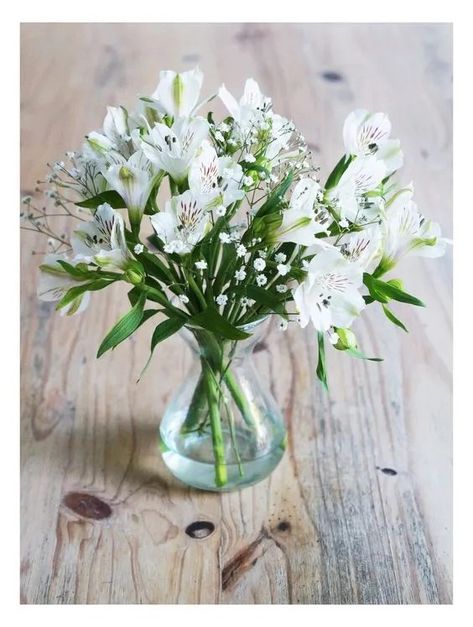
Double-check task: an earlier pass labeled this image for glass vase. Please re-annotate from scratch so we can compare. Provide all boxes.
[159,318,286,491]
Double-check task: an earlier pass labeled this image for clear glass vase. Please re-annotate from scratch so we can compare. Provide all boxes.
[159,318,286,491]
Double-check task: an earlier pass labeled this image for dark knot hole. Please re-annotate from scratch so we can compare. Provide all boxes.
[185,520,215,539]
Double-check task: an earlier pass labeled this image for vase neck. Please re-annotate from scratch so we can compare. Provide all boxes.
[181,316,271,363]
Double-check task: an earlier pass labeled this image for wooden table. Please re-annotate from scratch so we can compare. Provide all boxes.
[20,23,452,604]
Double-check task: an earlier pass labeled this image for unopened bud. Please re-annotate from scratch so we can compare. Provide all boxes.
[333,328,358,351]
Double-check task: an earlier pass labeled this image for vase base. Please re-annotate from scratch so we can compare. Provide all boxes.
[159,429,286,492]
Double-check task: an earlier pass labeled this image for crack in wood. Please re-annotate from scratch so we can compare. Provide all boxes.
[221,527,283,592]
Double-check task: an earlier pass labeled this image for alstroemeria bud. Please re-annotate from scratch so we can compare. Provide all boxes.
[333,328,358,351]
[124,261,144,286]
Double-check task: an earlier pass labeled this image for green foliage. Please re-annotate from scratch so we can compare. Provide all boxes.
[316,332,328,391]
[138,251,174,283]
[188,307,251,340]
[138,316,187,381]
[333,327,383,361]
[245,285,287,316]
[96,291,147,358]
[56,278,113,311]
[363,273,425,307]
[54,260,120,281]
[324,154,354,190]
[345,348,383,362]
[382,304,408,333]
[254,170,294,218]
[76,190,126,210]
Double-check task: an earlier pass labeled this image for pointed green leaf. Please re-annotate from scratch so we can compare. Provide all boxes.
[137,316,186,381]
[363,273,390,303]
[97,291,146,358]
[188,307,251,340]
[245,285,286,315]
[364,273,425,307]
[56,278,113,311]
[316,331,328,391]
[138,251,174,282]
[255,170,293,218]
[382,304,409,332]
[346,348,383,362]
[325,154,354,190]
[55,260,120,281]
[76,190,126,210]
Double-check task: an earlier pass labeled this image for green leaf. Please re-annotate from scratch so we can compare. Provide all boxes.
[56,278,113,311]
[364,274,425,307]
[56,260,120,281]
[382,304,408,333]
[75,190,126,210]
[346,348,383,362]
[188,307,251,340]
[128,290,163,325]
[325,154,354,190]
[150,317,186,352]
[316,332,328,391]
[245,285,286,315]
[138,251,174,282]
[127,286,140,307]
[97,291,146,358]
[363,274,389,303]
[251,212,283,240]
[140,308,162,325]
[138,316,186,381]
[255,170,293,218]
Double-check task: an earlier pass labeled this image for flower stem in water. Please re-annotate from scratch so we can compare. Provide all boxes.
[203,362,227,487]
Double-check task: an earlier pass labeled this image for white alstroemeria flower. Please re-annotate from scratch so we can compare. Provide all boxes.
[339,225,382,273]
[86,131,116,156]
[293,249,365,331]
[150,190,209,255]
[151,68,204,119]
[343,109,403,175]
[326,155,386,223]
[71,203,130,271]
[141,116,209,183]
[277,178,330,246]
[188,140,245,209]
[218,78,270,136]
[219,158,245,206]
[85,106,132,162]
[189,140,220,201]
[380,192,448,269]
[102,151,155,232]
[38,254,90,316]
[103,106,130,146]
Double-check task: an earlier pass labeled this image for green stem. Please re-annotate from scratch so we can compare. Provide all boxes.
[203,361,227,487]
[223,369,255,429]
[226,402,244,477]
[180,372,208,433]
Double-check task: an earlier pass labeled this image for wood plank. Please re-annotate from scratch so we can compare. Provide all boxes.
[20,22,452,604]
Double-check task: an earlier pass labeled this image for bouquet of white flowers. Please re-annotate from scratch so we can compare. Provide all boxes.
[23,68,447,490]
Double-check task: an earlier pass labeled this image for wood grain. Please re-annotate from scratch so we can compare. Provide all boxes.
[20,23,452,604]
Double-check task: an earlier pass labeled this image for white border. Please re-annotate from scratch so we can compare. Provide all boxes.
[4,0,469,623]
